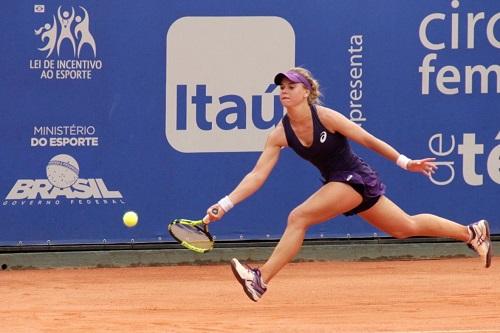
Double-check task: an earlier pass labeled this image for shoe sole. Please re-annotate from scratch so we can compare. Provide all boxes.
[482,220,492,268]
[230,259,258,302]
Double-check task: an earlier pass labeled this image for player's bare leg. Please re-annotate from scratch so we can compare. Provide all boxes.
[259,182,362,284]
[231,182,361,301]
[359,196,492,267]
[359,196,468,240]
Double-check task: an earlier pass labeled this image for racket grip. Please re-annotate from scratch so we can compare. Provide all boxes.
[202,208,219,224]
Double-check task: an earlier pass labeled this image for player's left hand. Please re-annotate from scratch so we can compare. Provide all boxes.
[407,158,437,177]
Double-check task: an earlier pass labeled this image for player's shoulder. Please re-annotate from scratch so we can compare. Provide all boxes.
[316,105,343,118]
[316,105,347,128]
[266,122,288,148]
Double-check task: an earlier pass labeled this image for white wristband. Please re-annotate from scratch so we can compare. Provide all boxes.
[396,154,411,170]
[218,195,234,213]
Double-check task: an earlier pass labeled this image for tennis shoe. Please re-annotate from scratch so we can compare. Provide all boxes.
[230,258,267,302]
[467,220,493,268]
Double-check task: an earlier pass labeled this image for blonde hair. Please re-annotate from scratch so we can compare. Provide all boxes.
[289,67,322,105]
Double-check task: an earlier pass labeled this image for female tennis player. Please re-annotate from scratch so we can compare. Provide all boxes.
[206,67,493,302]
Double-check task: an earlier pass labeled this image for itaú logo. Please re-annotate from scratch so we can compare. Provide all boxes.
[165,16,295,153]
[4,154,124,205]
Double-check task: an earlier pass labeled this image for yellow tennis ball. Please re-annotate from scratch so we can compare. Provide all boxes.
[123,211,138,228]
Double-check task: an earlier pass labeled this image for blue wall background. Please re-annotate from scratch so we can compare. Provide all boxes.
[1,0,498,245]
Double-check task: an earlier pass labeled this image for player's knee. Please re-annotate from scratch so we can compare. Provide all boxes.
[388,217,418,239]
[287,208,310,230]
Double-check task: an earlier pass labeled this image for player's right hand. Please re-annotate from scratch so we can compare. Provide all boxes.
[206,204,224,223]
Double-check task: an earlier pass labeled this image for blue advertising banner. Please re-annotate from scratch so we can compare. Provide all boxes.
[1,0,498,245]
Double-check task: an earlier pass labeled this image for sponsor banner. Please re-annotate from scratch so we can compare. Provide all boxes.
[166,16,294,153]
[0,1,498,245]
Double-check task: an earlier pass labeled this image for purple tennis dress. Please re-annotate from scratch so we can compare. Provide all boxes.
[282,105,386,215]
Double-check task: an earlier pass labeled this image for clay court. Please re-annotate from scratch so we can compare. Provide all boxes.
[1,257,498,333]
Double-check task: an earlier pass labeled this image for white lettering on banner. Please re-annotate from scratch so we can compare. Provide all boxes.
[348,35,366,125]
[55,69,92,79]
[165,16,295,153]
[56,59,102,69]
[3,154,126,207]
[34,125,96,135]
[428,131,500,185]
[418,1,499,95]
[2,199,125,206]
[6,179,122,200]
[419,54,500,95]
[31,125,99,147]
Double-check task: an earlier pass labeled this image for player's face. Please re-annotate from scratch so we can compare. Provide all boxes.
[279,78,309,107]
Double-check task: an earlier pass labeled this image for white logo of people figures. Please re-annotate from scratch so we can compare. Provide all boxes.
[35,6,96,58]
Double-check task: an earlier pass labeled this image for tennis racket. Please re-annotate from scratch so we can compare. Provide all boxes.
[168,208,217,253]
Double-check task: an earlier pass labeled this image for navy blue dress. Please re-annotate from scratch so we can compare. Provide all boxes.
[282,104,386,215]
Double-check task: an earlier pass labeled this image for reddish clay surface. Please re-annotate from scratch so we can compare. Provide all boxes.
[1,258,499,332]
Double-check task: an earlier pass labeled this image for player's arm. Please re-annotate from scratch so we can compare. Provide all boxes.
[317,106,436,176]
[208,123,288,220]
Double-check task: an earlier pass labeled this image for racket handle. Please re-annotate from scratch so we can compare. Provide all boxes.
[202,208,219,224]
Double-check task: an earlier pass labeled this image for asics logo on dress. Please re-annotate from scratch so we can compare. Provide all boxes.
[320,131,327,143]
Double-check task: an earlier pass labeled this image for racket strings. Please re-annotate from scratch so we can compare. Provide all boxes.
[169,223,213,250]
